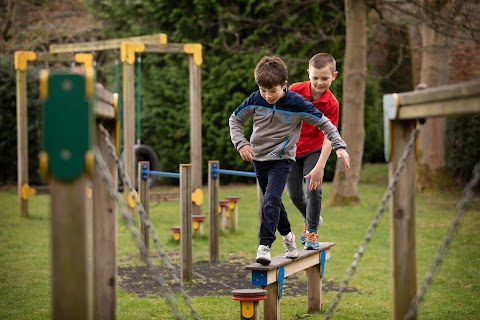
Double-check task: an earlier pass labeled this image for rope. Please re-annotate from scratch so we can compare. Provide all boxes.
[403,160,480,320]
[97,123,201,320]
[324,126,421,319]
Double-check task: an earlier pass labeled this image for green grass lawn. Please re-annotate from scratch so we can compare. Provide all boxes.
[1,163,479,319]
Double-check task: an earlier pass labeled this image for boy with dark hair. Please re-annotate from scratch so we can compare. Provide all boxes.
[286,53,339,250]
[229,55,350,265]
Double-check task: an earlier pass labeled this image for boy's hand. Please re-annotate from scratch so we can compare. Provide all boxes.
[336,148,351,169]
[239,145,254,161]
[304,167,324,190]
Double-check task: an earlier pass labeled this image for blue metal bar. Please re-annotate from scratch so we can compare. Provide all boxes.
[144,170,180,179]
[213,168,256,178]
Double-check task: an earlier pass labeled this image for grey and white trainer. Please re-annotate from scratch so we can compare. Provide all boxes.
[255,245,271,265]
[283,232,299,259]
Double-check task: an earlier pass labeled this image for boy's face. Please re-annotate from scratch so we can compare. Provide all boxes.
[259,81,287,105]
[308,65,338,97]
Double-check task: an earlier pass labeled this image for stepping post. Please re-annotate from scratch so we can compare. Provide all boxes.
[232,289,267,320]
[225,196,240,232]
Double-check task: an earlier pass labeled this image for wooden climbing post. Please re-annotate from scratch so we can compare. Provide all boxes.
[180,164,193,282]
[208,160,220,263]
[138,161,150,262]
[40,71,95,320]
[15,51,36,217]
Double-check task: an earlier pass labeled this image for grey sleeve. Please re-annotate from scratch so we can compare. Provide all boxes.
[229,112,250,151]
[316,116,347,150]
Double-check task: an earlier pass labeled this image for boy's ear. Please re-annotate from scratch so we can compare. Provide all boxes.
[282,80,288,90]
[332,71,339,80]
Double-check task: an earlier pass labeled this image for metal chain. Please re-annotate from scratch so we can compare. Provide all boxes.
[324,126,421,320]
[96,123,201,320]
[403,160,480,320]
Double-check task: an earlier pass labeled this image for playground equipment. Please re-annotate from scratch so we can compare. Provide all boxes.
[207,160,263,263]
[49,33,204,218]
[325,78,480,320]
[16,33,204,217]
[245,243,334,320]
[231,289,267,320]
[138,161,204,281]
[40,68,118,320]
[15,50,88,216]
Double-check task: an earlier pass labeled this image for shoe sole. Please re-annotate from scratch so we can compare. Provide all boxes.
[304,245,320,250]
[256,257,271,265]
[285,253,299,259]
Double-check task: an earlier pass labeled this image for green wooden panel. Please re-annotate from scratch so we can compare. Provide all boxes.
[43,73,93,180]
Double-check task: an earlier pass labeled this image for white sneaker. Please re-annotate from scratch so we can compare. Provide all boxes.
[283,232,299,259]
[256,245,271,265]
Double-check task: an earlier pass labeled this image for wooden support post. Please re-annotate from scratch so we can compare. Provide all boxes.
[122,61,135,200]
[16,67,29,217]
[208,160,220,263]
[264,283,280,320]
[307,264,322,312]
[93,121,117,320]
[51,176,92,320]
[390,119,417,320]
[187,53,202,217]
[180,164,193,282]
[138,161,150,262]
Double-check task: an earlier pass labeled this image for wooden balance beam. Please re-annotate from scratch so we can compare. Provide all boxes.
[244,242,335,320]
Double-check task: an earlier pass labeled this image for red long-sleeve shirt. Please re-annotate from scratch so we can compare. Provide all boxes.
[289,81,340,157]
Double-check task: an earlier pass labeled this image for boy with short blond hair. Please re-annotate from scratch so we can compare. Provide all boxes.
[286,53,340,250]
[229,55,350,265]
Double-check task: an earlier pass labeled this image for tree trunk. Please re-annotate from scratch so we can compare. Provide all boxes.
[416,1,452,191]
[329,0,367,206]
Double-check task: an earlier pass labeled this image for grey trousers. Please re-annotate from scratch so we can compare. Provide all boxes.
[286,151,323,232]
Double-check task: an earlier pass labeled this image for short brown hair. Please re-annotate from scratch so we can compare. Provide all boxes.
[309,53,336,74]
[254,56,288,88]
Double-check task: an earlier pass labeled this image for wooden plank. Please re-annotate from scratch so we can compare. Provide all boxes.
[93,120,117,320]
[398,78,480,106]
[390,120,417,320]
[16,70,28,217]
[245,243,335,271]
[35,52,73,62]
[398,95,480,119]
[95,100,115,119]
[395,78,480,120]
[144,43,185,53]
[49,33,167,53]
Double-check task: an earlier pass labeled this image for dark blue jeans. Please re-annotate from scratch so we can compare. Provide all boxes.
[253,159,293,248]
